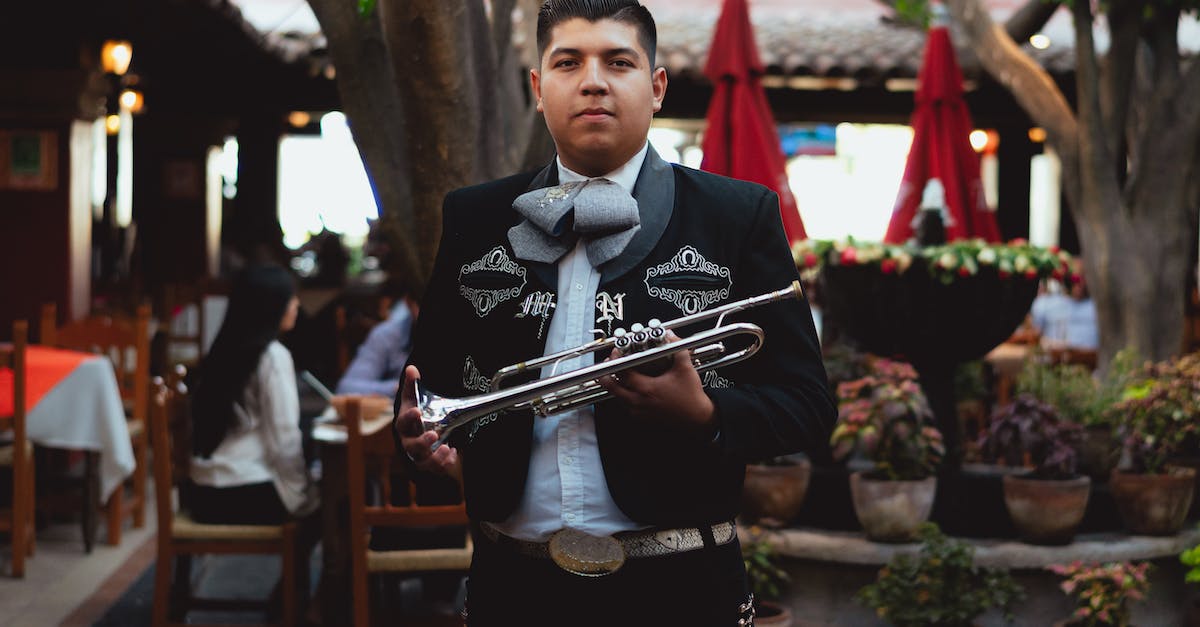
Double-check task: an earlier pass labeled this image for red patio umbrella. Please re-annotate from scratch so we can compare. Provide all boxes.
[883,14,1001,244]
[700,0,807,243]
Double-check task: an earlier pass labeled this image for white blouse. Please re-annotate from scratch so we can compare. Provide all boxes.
[190,341,318,516]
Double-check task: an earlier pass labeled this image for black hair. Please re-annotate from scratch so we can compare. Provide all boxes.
[191,263,296,458]
[536,0,657,66]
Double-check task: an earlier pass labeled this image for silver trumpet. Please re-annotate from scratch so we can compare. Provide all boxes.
[415,281,804,444]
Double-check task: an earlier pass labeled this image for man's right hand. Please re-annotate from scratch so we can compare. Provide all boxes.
[395,365,461,480]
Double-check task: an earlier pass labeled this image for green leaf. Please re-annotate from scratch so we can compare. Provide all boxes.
[357,0,377,18]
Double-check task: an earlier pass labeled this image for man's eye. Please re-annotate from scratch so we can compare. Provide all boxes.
[555,59,578,68]
[611,59,634,67]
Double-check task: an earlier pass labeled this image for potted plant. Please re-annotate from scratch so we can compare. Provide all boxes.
[856,523,1023,626]
[741,526,793,626]
[1016,350,1139,480]
[1108,352,1200,535]
[831,358,945,542]
[978,394,1090,544]
[1048,561,1151,627]
[741,452,812,528]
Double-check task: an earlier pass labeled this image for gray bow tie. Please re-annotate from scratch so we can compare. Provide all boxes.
[508,178,641,266]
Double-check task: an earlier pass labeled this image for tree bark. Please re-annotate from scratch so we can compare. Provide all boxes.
[307,0,424,293]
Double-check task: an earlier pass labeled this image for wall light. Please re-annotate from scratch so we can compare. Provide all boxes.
[105,114,121,135]
[119,89,144,114]
[101,40,133,75]
[1029,34,1051,50]
[969,129,990,152]
[1028,127,1047,143]
[288,111,312,128]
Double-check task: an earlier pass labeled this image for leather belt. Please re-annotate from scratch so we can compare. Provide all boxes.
[478,521,736,576]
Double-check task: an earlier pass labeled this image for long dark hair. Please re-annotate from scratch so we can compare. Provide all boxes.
[191,264,296,457]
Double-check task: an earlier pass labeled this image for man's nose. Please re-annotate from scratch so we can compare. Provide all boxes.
[579,58,609,94]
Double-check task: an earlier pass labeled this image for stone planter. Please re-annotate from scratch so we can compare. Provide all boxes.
[1077,425,1120,482]
[741,458,813,528]
[754,600,793,626]
[1109,466,1196,535]
[849,472,937,542]
[1002,474,1091,545]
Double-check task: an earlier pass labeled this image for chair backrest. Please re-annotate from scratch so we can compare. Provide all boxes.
[44,302,150,422]
[150,367,191,534]
[1,320,28,451]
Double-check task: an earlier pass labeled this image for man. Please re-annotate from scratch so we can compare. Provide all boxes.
[393,1,835,624]
[335,286,417,399]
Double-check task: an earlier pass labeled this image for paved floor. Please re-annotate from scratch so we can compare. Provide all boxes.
[0,497,157,627]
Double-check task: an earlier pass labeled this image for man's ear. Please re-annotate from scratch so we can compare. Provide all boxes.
[651,66,667,113]
[531,68,543,113]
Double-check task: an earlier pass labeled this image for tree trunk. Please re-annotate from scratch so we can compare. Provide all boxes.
[307,0,425,294]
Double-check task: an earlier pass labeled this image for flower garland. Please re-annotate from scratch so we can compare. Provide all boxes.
[792,238,1075,285]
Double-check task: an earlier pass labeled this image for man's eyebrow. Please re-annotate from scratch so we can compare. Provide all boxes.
[547,46,643,61]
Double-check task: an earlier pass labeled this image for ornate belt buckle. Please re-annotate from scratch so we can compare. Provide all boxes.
[547,528,626,577]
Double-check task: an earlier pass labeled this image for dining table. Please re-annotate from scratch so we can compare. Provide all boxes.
[0,345,136,508]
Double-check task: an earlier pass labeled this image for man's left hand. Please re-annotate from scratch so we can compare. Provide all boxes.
[596,331,717,439]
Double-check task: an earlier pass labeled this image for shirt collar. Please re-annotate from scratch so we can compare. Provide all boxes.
[555,142,649,194]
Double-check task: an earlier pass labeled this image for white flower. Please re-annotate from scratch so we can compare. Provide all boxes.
[977,248,997,265]
[938,252,957,269]
[1014,255,1031,272]
[896,252,913,272]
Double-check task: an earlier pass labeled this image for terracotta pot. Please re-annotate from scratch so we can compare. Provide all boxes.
[1109,466,1196,535]
[849,472,937,542]
[741,458,812,527]
[753,600,793,627]
[1001,474,1091,544]
[1077,425,1120,481]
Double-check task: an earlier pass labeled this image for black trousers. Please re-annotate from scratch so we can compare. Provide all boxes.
[465,526,751,627]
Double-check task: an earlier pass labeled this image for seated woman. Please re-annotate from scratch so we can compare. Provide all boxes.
[188,263,318,523]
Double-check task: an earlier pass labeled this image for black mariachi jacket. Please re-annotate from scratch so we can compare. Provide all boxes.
[404,148,836,528]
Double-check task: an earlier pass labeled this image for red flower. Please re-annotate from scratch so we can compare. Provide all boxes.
[1009,238,1028,246]
[1052,268,1065,280]
[880,258,897,274]
[840,248,858,265]
[958,266,971,277]
[1024,269,1039,279]
[999,270,1011,279]
[803,252,819,268]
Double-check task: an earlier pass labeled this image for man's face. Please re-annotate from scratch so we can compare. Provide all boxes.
[531,18,667,177]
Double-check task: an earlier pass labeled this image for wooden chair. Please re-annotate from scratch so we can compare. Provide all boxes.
[342,396,472,627]
[150,369,299,627]
[1,321,36,577]
[41,301,150,547]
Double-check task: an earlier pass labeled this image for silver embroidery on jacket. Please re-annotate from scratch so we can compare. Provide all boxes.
[595,291,626,335]
[644,246,732,314]
[701,370,733,389]
[463,356,499,441]
[459,247,528,317]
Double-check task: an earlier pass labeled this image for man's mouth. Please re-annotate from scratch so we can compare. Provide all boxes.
[576,108,613,118]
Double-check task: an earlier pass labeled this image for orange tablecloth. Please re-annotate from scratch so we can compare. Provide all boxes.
[0,346,92,416]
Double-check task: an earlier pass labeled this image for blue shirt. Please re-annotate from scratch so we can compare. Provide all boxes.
[335,301,414,399]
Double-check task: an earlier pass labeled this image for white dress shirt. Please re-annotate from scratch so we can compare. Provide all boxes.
[494,143,650,541]
[189,341,318,516]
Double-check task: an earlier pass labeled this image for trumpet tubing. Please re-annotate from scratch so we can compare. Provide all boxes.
[416,281,803,443]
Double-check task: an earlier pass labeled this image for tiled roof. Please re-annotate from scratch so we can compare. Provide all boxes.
[645,0,1077,82]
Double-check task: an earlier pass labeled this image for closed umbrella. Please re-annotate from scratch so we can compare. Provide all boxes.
[883,8,1000,243]
[700,0,807,243]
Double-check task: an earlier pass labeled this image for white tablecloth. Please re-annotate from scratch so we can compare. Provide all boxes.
[27,355,136,499]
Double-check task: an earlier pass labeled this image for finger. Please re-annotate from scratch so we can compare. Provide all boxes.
[400,365,422,407]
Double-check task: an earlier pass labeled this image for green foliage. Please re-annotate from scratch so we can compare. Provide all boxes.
[955,360,988,403]
[857,523,1023,627]
[893,0,932,28]
[742,528,791,603]
[831,358,945,480]
[1181,541,1200,584]
[357,0,377,19]
[1015,350,1138,429]
[1110,351,1200,474]
[978,394,1083,478]
[1049,561,1151,627]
